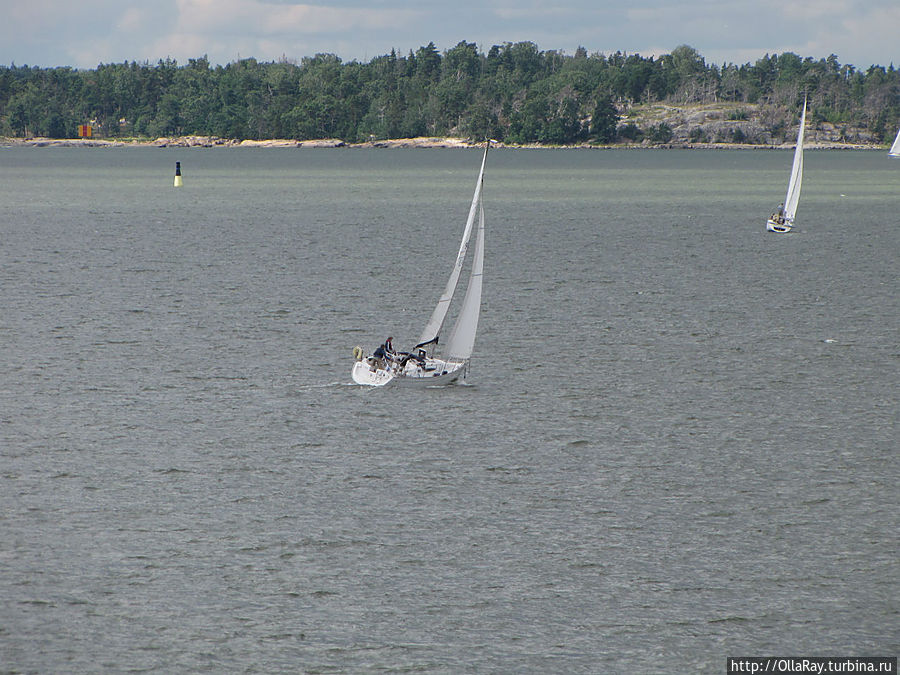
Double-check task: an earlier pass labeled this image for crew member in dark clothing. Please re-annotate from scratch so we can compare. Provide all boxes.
[772,202,785,223]
[372,337,395,368]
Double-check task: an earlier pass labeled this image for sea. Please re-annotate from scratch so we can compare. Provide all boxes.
[1,146,897,673]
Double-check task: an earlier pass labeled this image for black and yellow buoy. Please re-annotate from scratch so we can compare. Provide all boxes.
[174,161,183,187]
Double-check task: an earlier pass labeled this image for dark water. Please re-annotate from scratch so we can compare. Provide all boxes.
[1,147,897,673]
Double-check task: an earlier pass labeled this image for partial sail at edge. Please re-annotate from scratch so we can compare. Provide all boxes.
[889,128,900,157]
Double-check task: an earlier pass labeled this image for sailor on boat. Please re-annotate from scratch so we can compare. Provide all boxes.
[397,348,427,372]
[770,202,785,225]
[371,337,395,369]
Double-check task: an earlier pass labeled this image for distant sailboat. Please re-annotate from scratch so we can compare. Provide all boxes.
[889,128,900,157]
[351,142,489,387]
[767,97,807,233]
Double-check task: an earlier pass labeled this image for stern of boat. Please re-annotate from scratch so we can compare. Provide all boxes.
[766,218,793,233]
[351,359,396,386]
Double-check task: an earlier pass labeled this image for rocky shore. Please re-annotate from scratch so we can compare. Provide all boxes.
[616,102,879,149]
[0,136,351,148]
[0,134,879,150]
[0,135,479,149]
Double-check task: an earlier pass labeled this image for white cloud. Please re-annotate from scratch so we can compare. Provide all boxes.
[0,0,897,69]
[171,0,418,37]
[804,5,900,67]
[140,0,424,63]
[781,0,853,20]
[117,8,153,33]
[493,5,586,21]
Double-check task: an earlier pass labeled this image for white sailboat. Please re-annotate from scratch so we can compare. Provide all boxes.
[767,97,807,233]
[889,128,900,157]
[351,142,489,387]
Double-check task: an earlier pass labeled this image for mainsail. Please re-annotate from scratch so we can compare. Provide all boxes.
[417,144,489,347]
[444,200,484,361]
[783,97,806,223]
[889,128,900,157]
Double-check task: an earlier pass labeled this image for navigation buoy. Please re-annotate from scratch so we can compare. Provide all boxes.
[174,161,183,187]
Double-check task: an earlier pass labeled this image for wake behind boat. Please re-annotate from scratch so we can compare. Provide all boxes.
[767,96,807,233]
[351,142,489,387]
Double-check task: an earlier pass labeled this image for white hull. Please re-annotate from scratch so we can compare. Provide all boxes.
[351,359,397,386]
[351,357,467,387]
[766,217,793,233]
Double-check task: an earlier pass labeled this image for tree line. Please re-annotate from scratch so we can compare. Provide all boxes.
[1,42,898,145]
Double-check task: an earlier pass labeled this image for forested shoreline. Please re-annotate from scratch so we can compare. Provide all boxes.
[2,42,898,146]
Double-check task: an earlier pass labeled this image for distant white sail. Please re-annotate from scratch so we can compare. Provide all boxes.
[783,97,806,223]
[889,128,900,157]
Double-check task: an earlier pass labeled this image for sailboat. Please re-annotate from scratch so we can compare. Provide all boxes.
[767,97,807,233]
[889,128,900,157]
[351,142,489,387]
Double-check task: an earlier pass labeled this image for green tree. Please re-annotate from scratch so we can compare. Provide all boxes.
[590,95,618,142]
[1,44,897,147]
[648,122,673,143]
[619,122,643,142]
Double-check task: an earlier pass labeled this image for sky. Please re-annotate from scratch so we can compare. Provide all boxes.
[1,0,898,71]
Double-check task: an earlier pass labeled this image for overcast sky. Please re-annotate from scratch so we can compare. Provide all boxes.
[2,0,897,71]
